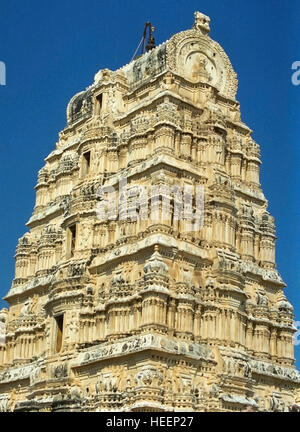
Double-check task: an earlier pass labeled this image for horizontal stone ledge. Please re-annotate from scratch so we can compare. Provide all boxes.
[72,333,216,368]
[0,362,38,385]
[90,233,210,269]
[103,153,207,187]
[4,275,53,300]
[220,394,258,407]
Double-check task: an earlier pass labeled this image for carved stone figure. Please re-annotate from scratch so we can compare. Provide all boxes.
[257,290,269,307]
[0,395,11,413]
[135,367,163,388]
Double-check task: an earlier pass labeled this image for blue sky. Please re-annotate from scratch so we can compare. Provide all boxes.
[0,0,299,366]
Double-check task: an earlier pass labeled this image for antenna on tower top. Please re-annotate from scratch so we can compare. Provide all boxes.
[142,22,155,54]
[130,22,156,62]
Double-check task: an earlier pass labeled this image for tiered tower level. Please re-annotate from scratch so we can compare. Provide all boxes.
[0,12,299,412]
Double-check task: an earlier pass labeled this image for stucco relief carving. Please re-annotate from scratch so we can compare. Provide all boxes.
[135,367,163,387]
[0,395,11,412]
[166,30,238,99]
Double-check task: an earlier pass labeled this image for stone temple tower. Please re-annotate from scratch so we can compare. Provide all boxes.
[0,12,299,412]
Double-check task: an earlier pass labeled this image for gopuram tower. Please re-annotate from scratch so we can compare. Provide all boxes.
[0,12,299,412]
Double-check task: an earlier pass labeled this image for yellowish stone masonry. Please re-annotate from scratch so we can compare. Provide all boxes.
[0,12,299,412]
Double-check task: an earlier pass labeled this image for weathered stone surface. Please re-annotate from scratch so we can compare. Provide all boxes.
[0,11,299,412]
